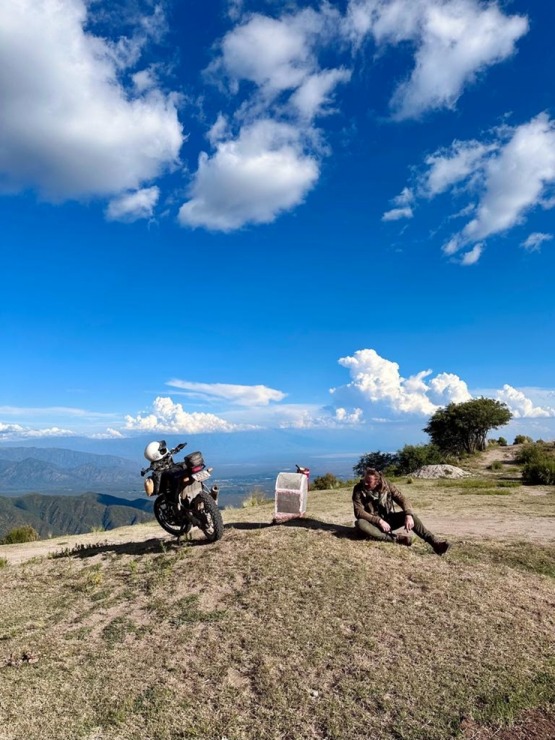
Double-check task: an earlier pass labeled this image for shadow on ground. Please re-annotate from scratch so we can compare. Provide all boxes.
[52,517,359,559]
[225,517,358,538]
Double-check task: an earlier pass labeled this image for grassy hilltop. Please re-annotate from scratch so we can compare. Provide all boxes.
[0,449,554,739]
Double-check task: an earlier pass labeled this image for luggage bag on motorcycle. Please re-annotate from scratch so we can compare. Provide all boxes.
[185,451,205,473]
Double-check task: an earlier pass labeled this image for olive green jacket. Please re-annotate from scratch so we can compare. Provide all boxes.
[352,477,415,526]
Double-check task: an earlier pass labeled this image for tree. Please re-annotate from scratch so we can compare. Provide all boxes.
[311,473,343,490]
[353,451,398,477]
[423,398,512,455]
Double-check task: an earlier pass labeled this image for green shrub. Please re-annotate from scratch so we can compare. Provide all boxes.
[311,472,343,490]
[497,437,508,446]
[487,438,498,446]
[489,460,503,471]
[515,443,552,466]
[394,443,446,475]
[0,525,39,545]
[522,459,555,485]
[514,435,533,445]
[0,557,8,569]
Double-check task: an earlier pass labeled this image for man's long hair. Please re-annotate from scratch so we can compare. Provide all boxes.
[365,467,386,492]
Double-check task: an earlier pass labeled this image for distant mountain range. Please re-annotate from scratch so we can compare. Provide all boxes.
[0,492,153,540]
[0,447,140,495]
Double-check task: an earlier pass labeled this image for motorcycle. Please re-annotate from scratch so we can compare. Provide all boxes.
[141,440,224,542]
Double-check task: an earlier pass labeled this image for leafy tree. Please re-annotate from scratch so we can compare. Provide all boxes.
[394,444,445,475]
[423,398,512,455]
[497,437,508,446]
[353,451,398,477]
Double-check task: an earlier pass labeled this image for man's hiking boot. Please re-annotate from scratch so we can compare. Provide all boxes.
[395,533,412,547]
[432,540,450,556]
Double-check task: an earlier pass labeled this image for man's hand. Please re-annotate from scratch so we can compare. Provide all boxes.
[405,514,414,532]
[379,519,391,533]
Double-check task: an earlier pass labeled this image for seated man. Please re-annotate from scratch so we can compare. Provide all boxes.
[353,467,450,555]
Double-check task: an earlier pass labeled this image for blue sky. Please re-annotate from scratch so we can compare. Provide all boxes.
[1,0,554,455]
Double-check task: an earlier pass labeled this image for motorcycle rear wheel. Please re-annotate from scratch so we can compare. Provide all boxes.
[154,496,192,538]
[195,489,224,542]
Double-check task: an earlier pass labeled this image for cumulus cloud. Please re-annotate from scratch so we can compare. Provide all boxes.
[332,348,471,415]
[124,396,242,433]
[178,120,319,231]
[388,113,555,262]
[382,206,413,221]
[0,422,75,439]
[179,5,351,232]
[90,428,126,439]
[166,379,286,406]
[496,385,555,418]
[521,232,553,252]
[0,0,183,201]
[461,114,555,243]
[345,0,528,119]
[106,187,160,222]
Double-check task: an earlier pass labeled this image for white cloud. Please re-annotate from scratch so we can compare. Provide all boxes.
[290,68,351,119]
[178,119,319,231]
[218,8,339,99]
[332,348,472,416]
[0,422,75,439]
[460,243,483,265]
[106,187,160,222]
[521,232,553,252]
[91,428,125,439]
[422,140,496,196]
[461,114,555,243]
[391,113,555,260]
[0,0,183,200]
[496,385,555,418]
[167,379,286,406]
[124,396,242,433]
[346,0,528,119]
[382,206,413,221]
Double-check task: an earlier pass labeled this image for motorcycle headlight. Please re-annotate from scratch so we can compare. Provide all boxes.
[144,478,155,496]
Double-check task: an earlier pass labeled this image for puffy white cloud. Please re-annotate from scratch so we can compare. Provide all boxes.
[106,187,160,222]
[0,0,183,200]
[496,385,555,418]
[389,113,555,261]
[461,114,555,243]
[0,422,74,439]
[218,8,339,98]
[332,348,471,415]
[178,119,319,231]
[521,233,553,252]
[346,0,528,119]
[124,396,242,434]
[290,68,351,119]
[422,140,496,196]
[166,379,286,406]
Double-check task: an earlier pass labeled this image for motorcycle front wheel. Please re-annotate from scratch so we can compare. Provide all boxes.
[154,496,192,538]
[194,489,224,542]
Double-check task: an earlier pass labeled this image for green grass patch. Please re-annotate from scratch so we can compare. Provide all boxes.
[451,540,555,579]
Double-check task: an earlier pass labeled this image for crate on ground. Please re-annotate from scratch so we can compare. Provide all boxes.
[274,472,308,522]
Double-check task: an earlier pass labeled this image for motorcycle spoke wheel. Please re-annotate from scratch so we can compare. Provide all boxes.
[154,496,192,538]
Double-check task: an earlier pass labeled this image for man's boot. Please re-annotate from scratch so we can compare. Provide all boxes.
[394,533,412,547]
[431,540,450,556]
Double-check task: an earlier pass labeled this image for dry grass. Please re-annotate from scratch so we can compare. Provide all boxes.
[0,460,554,739]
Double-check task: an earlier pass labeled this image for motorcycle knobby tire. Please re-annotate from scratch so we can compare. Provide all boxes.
[195,490,224,542]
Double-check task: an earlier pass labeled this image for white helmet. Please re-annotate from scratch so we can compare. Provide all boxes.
[144,440,169,462]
